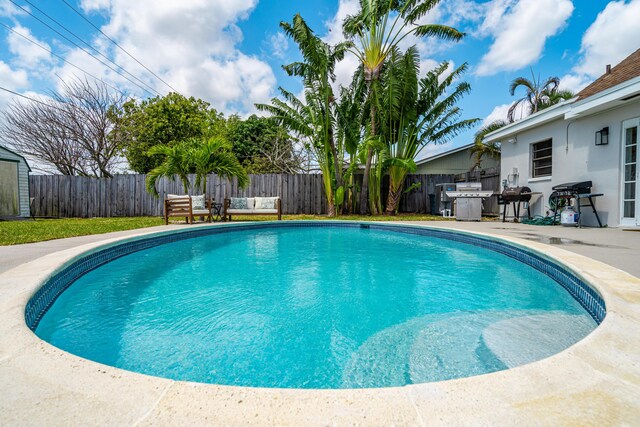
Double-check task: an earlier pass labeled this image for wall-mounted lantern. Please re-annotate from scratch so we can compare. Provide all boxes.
[595,127,609,146]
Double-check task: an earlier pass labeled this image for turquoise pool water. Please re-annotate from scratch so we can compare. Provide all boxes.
[35,226,596,388]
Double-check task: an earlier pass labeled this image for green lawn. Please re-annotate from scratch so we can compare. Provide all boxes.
[0,217,164,245]
[0,214,452,246]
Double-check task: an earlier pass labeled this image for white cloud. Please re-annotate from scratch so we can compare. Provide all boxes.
[7,24,53,67]
[322,0,359,46]
[0,61,29,124]
[0,60,28,89]
[267,32,289,59]
[0,0,26,17]
[558,73,591,93]
[62,0,276,115]
[476,0,574,76]
[557,0,640,97]
[483,103,512,125]
[574,0,640,78]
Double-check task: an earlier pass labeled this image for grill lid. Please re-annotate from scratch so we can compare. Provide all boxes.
[502,186,532,202]
[552,181,592,193]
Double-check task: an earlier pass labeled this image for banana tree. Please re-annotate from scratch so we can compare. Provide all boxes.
[257,87,341,216]
[381,54,480,214]
[258,14,350,216]
[343,0,464,214]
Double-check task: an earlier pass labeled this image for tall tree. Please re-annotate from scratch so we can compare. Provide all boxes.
[1,78,127,177]
[258,14,350,216]
[111,92,224,173]
[335,69,367,213]
[380,52,479,214]
[343,0,464,214]
[225,114,303,174]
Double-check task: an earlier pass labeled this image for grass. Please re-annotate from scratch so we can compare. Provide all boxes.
[0,214,454,246]
[0,217,164,245]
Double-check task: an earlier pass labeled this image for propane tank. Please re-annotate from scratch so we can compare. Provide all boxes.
[561,206,579,227]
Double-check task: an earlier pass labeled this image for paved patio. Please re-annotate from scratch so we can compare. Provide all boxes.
[1,220,639,425]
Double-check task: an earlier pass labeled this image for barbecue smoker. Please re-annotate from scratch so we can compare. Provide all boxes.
[501,186,532,222]
[446,182,494,221]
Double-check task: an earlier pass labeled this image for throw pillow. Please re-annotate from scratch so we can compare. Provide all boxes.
[229,197,248,209]
[191,195,205,210]
[255,197,277,209]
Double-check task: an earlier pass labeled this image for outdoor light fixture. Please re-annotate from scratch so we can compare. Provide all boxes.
[595,127,609,146]
[506,137,517,144]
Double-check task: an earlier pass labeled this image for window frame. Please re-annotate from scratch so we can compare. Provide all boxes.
[531,139,553,178]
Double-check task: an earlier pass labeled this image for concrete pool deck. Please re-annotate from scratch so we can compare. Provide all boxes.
[1,220,639,425]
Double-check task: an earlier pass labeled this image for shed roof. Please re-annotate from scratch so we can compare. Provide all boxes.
[0,145,32,172]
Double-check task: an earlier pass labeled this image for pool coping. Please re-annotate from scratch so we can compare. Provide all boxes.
[1,221,639,425]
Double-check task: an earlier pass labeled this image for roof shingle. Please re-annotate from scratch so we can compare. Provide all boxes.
[576,48,640,100]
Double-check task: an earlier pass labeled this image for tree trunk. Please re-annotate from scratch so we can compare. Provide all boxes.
[327,201,336,217]
[359,148,372,215]
[359,101,377,215]
[385,183,403,215]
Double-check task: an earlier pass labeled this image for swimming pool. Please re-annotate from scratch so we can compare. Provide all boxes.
[27,222,604,389]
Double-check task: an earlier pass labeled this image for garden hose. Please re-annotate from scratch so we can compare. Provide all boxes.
[521,215,557,226]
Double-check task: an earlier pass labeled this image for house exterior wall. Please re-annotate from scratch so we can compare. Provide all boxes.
[0,146,31,217]
[416,148,498,175]
[500,101,640,227]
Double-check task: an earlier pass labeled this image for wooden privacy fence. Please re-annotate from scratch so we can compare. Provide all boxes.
[29,173,461,218]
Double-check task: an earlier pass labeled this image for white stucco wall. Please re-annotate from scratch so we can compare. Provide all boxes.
[500,101,640,227]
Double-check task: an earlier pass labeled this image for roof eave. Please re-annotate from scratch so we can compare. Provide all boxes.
[565,77,640,119]
[483,102,572,143]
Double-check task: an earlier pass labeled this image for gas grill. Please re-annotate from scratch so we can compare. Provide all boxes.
[445,182,494,221]
[500,186,532,222]
[551,181,604,227]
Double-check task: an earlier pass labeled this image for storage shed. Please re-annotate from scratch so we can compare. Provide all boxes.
[0,145,31,218]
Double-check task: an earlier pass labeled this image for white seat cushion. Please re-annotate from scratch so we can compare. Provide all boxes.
[191,209,210,215]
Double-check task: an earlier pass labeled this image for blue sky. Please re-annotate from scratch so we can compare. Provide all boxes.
[1,0,639,162]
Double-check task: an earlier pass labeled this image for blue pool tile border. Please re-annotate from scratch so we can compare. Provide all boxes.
[25,222,606,331]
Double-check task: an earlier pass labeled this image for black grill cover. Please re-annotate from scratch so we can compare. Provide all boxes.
[502,186,532,202]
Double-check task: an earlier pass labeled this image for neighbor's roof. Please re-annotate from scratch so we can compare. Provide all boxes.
[577,48,640,100]
[415,142,474,165]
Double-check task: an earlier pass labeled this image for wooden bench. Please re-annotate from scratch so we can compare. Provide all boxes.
[164,195,214,224]
[224,197,282,221]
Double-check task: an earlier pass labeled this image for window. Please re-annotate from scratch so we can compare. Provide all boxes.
[531,139,552,178]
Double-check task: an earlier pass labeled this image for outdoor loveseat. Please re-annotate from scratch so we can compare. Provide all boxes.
[164,194,214,224]
[224,197,282,221]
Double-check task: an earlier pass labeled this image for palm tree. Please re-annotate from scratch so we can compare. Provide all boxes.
[146,143,192,197]
[381,51,479,214]
[538,88,575,111]
[507,70,573,122]
[343,0,464,214]
[469,120,507,171]
[190,136,248,196]
[146,138,247,197]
